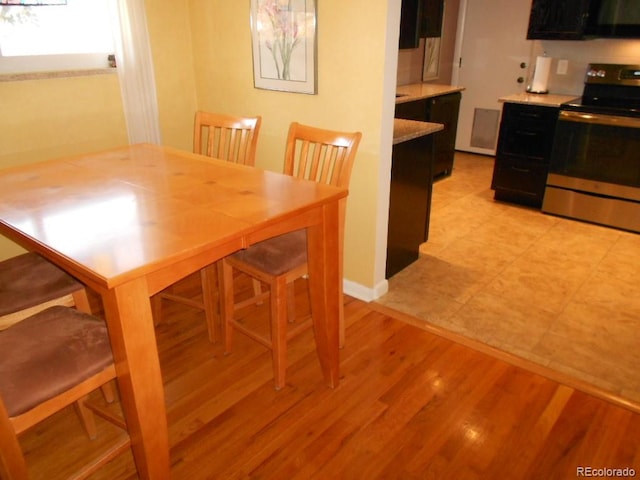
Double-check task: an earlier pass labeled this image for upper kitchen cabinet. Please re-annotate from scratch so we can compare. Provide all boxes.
[420,0,444,38]
[527,0,597,39]
[400,0,423,49]
[399,0,444,49]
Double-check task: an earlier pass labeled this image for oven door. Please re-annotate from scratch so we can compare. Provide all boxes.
[548,110,640,187]
[543,110,640,232]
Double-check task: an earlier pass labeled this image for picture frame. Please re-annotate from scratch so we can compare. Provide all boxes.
[250,0,317,95]
[422,37,441,81]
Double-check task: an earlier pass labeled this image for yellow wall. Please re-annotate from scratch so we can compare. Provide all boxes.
[145,0,198,151]
[0,73,129,258]
[0,0,396,293]
[187,0,394,290]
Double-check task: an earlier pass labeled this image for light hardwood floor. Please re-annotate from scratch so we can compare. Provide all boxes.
[16,273,640,479]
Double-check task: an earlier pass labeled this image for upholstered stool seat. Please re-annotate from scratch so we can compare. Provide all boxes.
[0,306,130,479]
[0,252,89,331]
[0,306,113,418]
[230,230,307,276]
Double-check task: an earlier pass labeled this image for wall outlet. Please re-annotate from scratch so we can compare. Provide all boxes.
[557,59,569,75]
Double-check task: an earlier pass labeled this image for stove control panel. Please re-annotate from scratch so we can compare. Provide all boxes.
[585,64,640,87]
[587,68,606,78]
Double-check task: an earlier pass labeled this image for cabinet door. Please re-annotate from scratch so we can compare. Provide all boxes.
[428,92,461,177]
[420,0,444,37]
[527,0,595,40]
[399,0,422,49]
[491,157,549,206]
[496,103,558,162]
[395,99,428,121]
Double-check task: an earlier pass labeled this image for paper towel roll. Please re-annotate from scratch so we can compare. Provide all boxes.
[528,56,552,94]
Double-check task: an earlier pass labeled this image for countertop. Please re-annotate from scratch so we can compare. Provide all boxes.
[393,118,444,145]
[396,83,465,104]
[499,92,580,107]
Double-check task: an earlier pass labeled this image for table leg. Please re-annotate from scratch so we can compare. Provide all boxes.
[101,277,170,479]
[306,201,341,388]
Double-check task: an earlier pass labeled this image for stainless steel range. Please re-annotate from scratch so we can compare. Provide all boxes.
[542,63,640,233]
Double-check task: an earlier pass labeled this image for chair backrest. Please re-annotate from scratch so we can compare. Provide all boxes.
[194,111,262,166]
[283,122,362,263]
[283,122,362,189]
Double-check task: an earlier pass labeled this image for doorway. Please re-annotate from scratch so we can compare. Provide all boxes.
[452,0,533,155]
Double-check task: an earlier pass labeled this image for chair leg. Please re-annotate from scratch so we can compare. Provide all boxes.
[71,288,92,314]
[75,395,98,439]
[286,282,296,324]
[201,264,219,343]
[270,276,288,390]
[252,279,263,305]
[150,294,163,326]
[101,381,116,404]
[0,397,29,478]
[220,259,236,354]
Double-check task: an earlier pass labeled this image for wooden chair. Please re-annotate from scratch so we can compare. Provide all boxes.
[193,110,262,165]
[219,122,362,389]
[0,252,91,331]
[0,252,117,436]
[0,306,131,479]
[152,111,262,342]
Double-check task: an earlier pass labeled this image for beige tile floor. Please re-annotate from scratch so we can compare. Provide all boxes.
[376,152,640,407]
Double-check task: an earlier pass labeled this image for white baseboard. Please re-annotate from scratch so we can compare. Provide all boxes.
[343,278,388,302]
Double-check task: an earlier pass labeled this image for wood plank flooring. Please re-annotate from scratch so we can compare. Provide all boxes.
[17,274,640,479]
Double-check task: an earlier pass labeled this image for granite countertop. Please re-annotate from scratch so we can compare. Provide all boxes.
[393,118,444,145]
[396,83,465,104]
[499,92,580,107]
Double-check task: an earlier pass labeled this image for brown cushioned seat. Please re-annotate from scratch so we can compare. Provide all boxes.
[0,252,82,316]
[231,230,307,276]
[0,306,113,417]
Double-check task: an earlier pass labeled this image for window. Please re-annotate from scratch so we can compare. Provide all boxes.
[0,0,115,74]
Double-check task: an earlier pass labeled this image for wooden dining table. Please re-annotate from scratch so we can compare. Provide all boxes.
[0,143,346,479]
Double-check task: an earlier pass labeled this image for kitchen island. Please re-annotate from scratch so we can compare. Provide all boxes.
[387,119,443,278]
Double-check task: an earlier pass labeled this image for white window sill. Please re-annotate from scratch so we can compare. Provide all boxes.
[0,67,116,82]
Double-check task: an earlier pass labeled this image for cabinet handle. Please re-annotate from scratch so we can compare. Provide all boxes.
[511,166,531,173]
[515,130,538,137]
[518,112,542,119]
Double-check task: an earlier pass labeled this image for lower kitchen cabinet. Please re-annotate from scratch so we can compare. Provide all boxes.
[395,92,461,179]
[491,101,559,207]
[386,133,434,279]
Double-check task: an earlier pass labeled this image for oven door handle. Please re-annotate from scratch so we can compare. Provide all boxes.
[559,110,640,128]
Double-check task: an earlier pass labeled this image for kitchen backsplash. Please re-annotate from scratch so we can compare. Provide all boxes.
[530,38,640,95]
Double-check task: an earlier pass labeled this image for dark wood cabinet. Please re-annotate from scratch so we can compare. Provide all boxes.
[420,0,444,38]
[399,0,423,49]
[428,92,461,178]
[491,102,559,207]
[395,92,461,178]
[386,133,434,278]
[399,0,444,49]
[527,0,597,39]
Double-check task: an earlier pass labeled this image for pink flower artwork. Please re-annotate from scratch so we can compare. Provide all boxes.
[257,0,305,81]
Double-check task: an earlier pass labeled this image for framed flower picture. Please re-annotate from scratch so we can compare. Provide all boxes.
[250,0,317,94]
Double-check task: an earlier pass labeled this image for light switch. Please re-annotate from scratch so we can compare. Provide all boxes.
[557,59,569,75]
